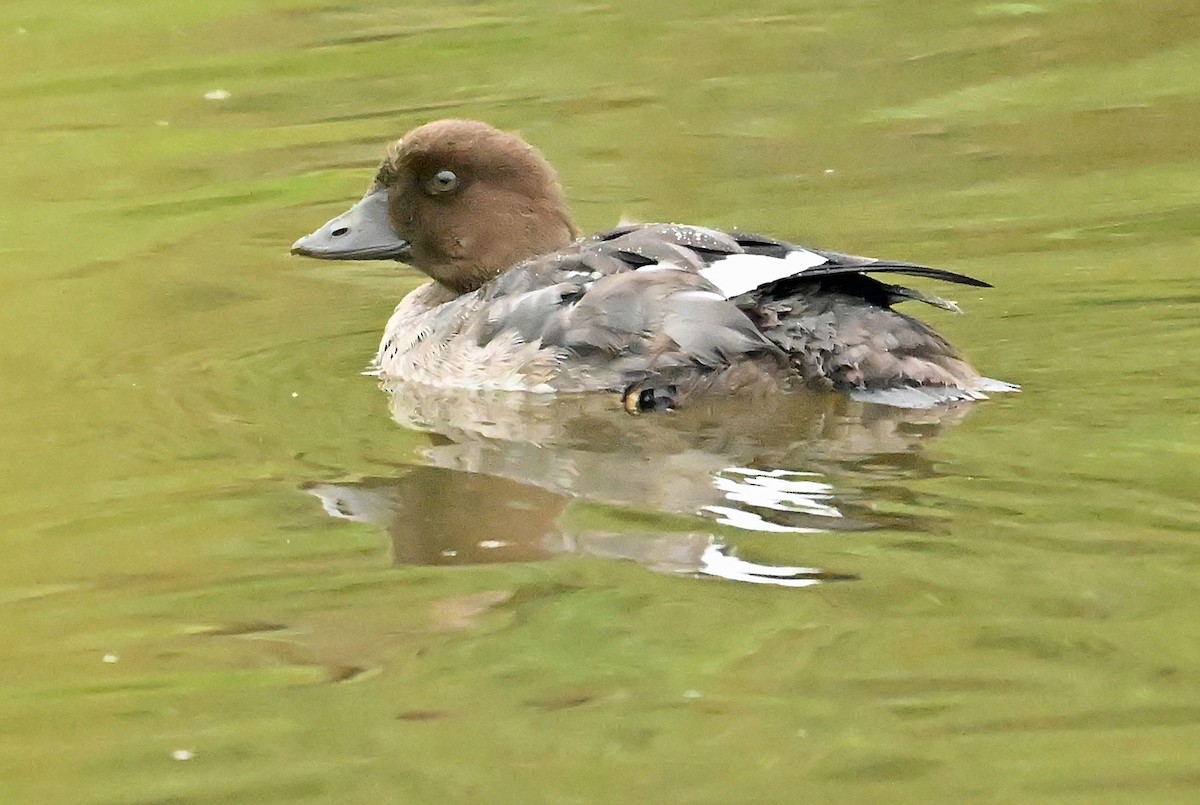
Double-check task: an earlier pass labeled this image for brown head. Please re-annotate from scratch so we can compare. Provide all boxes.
[291,119,578,294]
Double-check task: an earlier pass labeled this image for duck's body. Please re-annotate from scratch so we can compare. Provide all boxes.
[293,120,1016,410]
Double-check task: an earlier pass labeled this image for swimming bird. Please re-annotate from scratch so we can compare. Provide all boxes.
[292,119,1016,411]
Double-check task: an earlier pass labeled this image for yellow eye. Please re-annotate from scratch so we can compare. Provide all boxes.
[426,169,459,194]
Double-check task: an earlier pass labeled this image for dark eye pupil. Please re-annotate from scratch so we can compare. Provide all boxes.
[436,171,455,185]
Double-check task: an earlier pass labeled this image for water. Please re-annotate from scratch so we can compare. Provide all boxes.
[3,0,1200,801]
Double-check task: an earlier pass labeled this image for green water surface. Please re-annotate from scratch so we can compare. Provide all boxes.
[2,0,1200,802]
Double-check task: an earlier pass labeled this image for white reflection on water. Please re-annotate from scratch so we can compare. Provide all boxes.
[697,543,826,587]
[704,467,842,532]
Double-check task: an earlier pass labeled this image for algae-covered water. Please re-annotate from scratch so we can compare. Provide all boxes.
[3,1,1200,802]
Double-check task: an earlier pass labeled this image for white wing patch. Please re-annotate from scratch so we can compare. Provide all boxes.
[698,249,829,299]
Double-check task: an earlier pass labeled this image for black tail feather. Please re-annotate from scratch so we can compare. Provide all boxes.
[803,262,992,288]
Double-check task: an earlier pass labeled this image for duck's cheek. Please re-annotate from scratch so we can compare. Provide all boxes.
[445,233,470,259]
[414,228,467,263]
[388,213,416,244]
[408,238,457,273]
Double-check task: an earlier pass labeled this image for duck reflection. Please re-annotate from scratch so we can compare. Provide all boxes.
[304,383,977,586]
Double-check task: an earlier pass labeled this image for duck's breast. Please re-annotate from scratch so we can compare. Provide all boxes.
[375,281,569,393]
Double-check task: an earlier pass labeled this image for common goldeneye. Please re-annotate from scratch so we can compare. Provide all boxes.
[292,119,1016,411]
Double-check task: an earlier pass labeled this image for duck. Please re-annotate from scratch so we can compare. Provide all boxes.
[291,119,1017,411]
